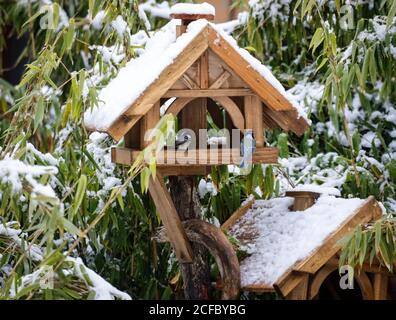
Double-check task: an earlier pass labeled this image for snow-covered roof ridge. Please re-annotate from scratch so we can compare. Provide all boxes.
[228,196,376,287]
[84,17,308,136]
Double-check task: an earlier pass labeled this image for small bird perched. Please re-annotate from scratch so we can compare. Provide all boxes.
[240,130,256,169]
[175,130,192,151]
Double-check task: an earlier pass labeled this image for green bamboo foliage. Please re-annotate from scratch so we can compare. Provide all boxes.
[233,0,395,275]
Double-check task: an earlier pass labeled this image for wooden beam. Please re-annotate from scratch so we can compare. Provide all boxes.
[273,271,308,298]
[105,26,210,141]
[170,13,215,21]
[244,95,265,147]
[211,96,245,131]
[140,101,160,148]
[199,50,209,89]
[285,274,309,300]
[148,173,193,263]
[242,284,275,293]
[210,70,231,89]
[356,271,374,300]
[263,105,308,137]
[181,73,199,89]
[124,120,141,149]
[207,25,294,112]
[308,264,337,299]
[111,147,279,166]
[294,196,382,274]
[176,25,188,37]
[163,88,253,98]
[373,273,388,300]
[158,166,209,176]
[166,98,195,117]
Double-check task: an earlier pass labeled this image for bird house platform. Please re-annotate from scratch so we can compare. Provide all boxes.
[111,147,279,171]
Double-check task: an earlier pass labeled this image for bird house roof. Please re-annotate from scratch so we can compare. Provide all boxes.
[84,18,310,141]
[223,194,382,296]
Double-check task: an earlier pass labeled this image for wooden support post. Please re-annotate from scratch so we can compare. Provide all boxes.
[124,120,141,149]
[244,95,264,147]
[140,101,160,148]
[148,173,193,263]
[373,273,388,300]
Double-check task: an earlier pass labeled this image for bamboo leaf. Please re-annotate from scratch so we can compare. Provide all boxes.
[71,175,87,217]
[34,96,45,132]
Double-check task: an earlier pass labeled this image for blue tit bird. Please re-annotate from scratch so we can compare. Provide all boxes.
[175,131,192,151]
[240,130,256,169]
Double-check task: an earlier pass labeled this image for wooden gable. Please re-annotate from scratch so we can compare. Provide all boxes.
[87,23,309,142]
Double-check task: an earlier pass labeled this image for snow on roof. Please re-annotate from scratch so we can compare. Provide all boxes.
[84,18,308,132]
[228,196,366,287]
[287,184,341,197]
[170,2,216,16]
[84,19,208,131]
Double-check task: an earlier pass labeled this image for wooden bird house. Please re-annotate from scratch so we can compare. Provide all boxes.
[85,4,309,175]
[84,3,310,288]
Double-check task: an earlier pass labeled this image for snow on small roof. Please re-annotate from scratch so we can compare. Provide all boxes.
[84,18,308,133]
[287,184,341,197]
[228,196,366,287]
[170,2,216,16]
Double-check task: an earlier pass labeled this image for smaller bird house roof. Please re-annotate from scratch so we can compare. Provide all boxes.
[84,18,310,141]
[223,194,382,294]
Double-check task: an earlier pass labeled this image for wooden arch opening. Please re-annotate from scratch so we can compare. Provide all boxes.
[309,265,374,300]
[165,96,245,131]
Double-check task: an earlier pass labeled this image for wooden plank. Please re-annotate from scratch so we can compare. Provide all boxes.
[140,101,160,148]
[105,26,210,141]
[199,50,209,89]
[294,196,382,274]
[176,25,187,37]
[112,147,279,166]
[163,88,253,98]
[263,105,308,137]
[356,271,374,300]
[182,74,199,89]
[242,284,275,293]
[148,173,193,263]
[207,26,295,112]
[210,70,231,89]
[285,274,309,300]
[244,96,264,147]
[180,98,207,143]
[158,166,208,176]
[373,273,388,300]
[273,271,308,298]
[221,198,255,231]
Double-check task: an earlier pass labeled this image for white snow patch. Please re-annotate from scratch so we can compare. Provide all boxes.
[288,184,341,197]
[170,2,215,16]
[229,196,365,286]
